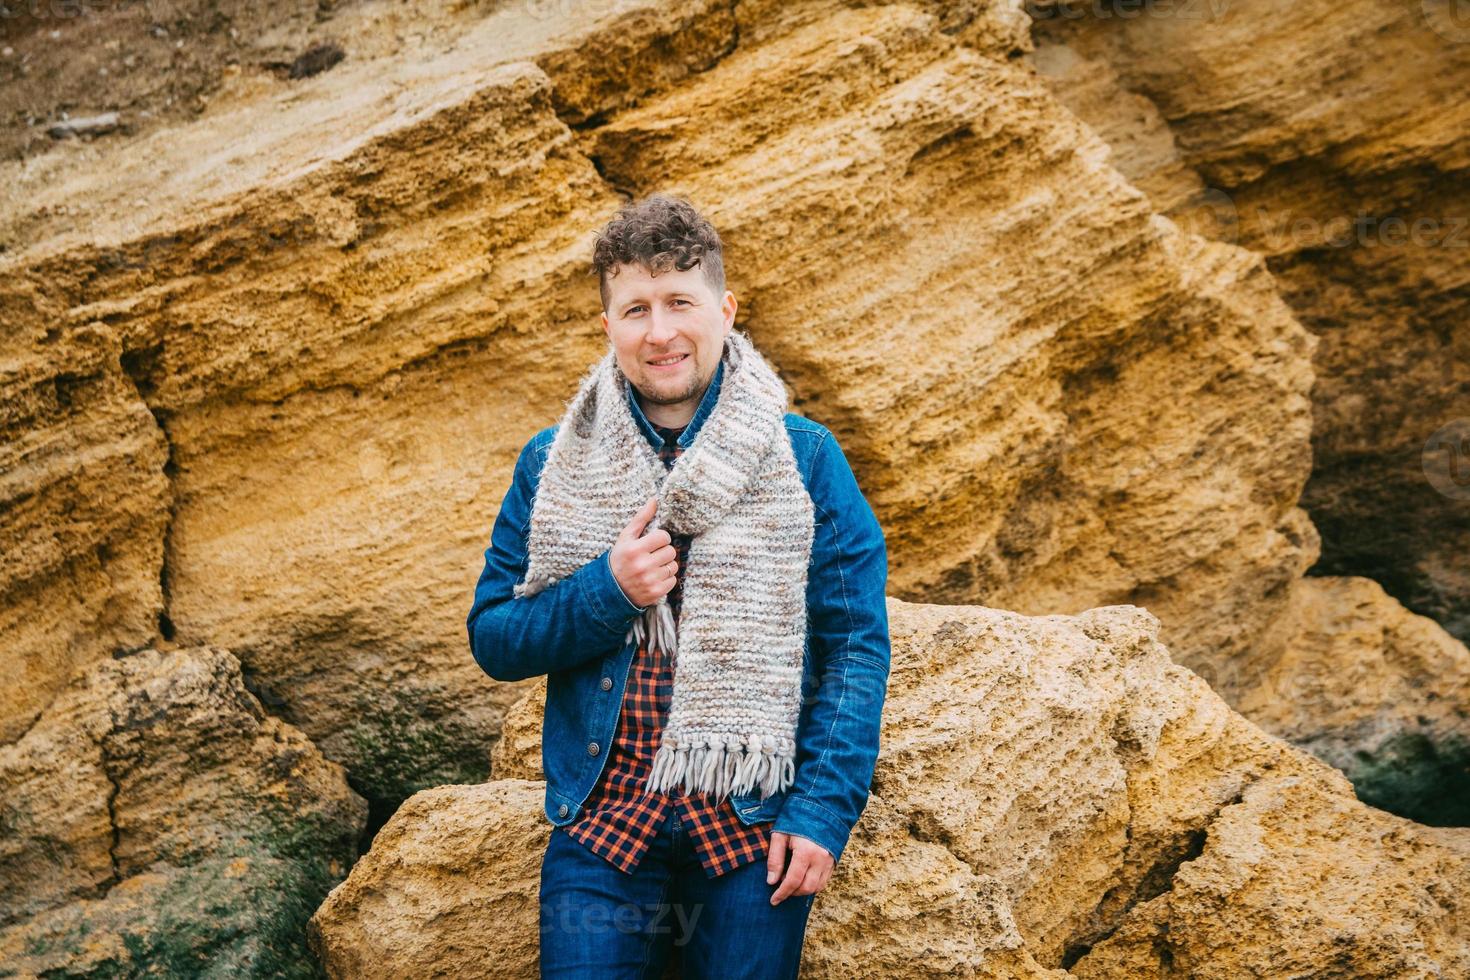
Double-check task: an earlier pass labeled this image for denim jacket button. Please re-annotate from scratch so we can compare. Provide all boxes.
[587,741,600,756]
[558,804,568,818]
[600,676,613,690]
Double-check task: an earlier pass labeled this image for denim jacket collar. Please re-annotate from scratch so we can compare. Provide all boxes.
[625,357,725,451]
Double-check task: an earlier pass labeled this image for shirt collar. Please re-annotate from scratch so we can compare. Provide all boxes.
[626,357,725,451]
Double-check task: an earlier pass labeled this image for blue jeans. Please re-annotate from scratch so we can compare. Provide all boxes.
[538,807,817,979]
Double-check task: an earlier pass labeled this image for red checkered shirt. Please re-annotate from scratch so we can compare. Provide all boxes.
[560,420,773,877]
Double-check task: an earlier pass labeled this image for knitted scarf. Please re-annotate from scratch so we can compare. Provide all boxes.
[513,329,814,802]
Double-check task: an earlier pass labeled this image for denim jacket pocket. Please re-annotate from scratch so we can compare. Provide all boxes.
[729,786,788,825]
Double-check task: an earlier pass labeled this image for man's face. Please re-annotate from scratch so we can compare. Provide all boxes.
[600,261,736,414]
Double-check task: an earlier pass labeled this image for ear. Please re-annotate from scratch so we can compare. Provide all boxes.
[721,291,738,332]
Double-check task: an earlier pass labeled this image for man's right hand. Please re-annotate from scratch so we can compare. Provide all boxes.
[609,495,678,609]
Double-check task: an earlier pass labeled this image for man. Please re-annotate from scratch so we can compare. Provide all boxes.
[467,194,890,979]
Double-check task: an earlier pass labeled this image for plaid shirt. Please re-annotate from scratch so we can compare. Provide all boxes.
[560,420,772,877]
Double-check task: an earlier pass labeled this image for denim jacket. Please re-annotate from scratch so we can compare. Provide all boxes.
[467,359,891,864]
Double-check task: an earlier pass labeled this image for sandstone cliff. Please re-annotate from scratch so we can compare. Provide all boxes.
[1029,0,1470,655]
[1,0,1466,974]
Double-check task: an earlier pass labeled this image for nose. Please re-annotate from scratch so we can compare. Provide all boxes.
[646,308,678,346]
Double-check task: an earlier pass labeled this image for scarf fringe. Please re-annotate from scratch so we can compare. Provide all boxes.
[624,595,679,670]
[643,733,796,802]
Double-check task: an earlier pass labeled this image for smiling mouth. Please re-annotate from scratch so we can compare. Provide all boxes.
[647,353,689,368]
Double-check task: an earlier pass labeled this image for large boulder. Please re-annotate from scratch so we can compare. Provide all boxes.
[0,646,367,977]
[310,599,1470,977]
[1237,574,1470,825]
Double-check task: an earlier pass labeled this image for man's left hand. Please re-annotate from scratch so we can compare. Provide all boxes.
[767,830,834,905]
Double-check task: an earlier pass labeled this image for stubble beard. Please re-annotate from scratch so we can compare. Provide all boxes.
[635,362,707,407]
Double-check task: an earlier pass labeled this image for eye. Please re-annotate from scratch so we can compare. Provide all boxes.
[626,305,645,315]
[672,298,690,306]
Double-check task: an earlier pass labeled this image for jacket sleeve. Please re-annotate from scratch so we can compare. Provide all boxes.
[467,431,646,682]
[771,429,891,865]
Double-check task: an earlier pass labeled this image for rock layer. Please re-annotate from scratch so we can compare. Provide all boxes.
[574,0,1322,689]
[1029,0,1470,646]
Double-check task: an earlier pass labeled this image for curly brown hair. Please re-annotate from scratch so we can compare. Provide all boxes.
[591,193,726,313]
